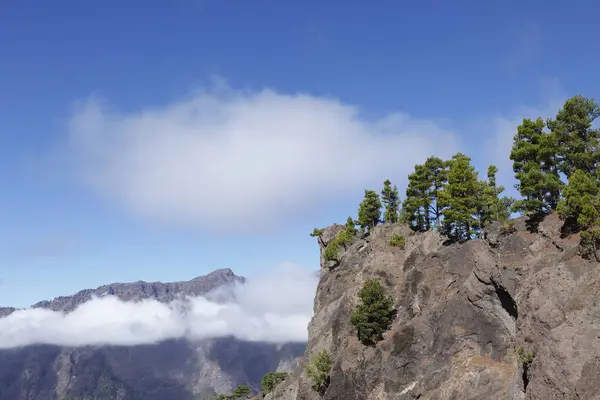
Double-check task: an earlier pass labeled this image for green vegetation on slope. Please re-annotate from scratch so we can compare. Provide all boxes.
[260,372,290,397]
[215,384,252,399]
[309,95,600,259]
[350,279,396,345]
[305,350,332,396]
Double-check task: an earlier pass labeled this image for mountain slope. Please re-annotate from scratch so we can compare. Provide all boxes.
[0,269,305,400]
[268,214,600,400]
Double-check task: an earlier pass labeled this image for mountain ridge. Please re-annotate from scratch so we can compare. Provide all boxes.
[0,268,304,400]
[0,268,244,314]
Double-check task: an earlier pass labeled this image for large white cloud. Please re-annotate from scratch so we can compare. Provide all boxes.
[66,86,460,233]
[0,263,317,348]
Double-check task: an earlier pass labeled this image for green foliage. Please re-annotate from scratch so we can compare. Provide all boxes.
[510,117,562,215]
[381,179,400,223]
[260,372,290,397]
[474,164,514,236]
[310,228,325,237]
[344,216,356,235]
[557,170,600,226]
[350,278,396,345]
[388,234,405,249]
[357,190,382,233]
[548,95,600,178]
[557,169,600,260]
[402,156,448,231]
[305,350,332,396]
[233,385,251,398]
[579,225,600,261]
[516,345,534,366]
[437,153,480,240]
[214,384,252,400]
[318,95,600,263]
[510,96,600,216]
[323,222,355,262]
[323,240,339,262]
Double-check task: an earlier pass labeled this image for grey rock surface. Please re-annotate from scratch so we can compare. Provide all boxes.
[268,214,600,400]
[0,269,304,400]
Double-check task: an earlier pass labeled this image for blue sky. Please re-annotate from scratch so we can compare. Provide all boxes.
[1,0,599,308]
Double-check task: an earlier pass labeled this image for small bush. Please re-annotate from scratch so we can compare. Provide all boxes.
[516,345,534,365]
[305,350,332,396]
[234,384,252,398]
[388,234,405,248]
[323,240,339,262]
[260,371,290,396]
[500,220,516,235]
[350,279,396,345]
[310,228,325,237]
[580,225,600,261]
[323,225,355,262]
[214,384,252,399]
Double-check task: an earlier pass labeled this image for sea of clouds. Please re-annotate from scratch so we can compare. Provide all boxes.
[0,263,317,348]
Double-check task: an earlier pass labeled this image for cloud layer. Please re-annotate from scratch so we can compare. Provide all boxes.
[66,85,460,233]
[0,263,317,348]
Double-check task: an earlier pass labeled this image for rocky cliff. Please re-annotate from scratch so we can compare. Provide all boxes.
[0,269,305,400]
[268,214,600,400]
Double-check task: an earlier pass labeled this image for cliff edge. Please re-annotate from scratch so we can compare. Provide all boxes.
[268,214,600,400]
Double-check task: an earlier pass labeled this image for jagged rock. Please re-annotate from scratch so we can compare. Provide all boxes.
[268,215,600,400]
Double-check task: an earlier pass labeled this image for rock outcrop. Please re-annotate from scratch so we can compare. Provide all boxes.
[0,269,305,400]
[268,214,600,400]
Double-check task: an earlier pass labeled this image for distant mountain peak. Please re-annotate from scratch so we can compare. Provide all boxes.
[20,268,246,313]
[193,267,241,281]
[206,267,236,277]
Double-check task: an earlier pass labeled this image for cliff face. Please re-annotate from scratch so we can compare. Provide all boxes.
[268,214,600,400]
[0,269,305,400]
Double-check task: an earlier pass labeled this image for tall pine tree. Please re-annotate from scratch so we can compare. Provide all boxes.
[402,156,448,231]
[474,165,513,236]
[548,95,600,178]
[357,190,382,233]
[557,169,600,259]
[438,153,479,240]
[510,117,562,215]
[381,179,400,223]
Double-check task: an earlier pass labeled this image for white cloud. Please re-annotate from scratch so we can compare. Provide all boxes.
[0,263,318,348]
[66,85,460,233]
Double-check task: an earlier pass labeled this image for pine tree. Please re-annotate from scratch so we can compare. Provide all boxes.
[233,384,252,399]
[474,165,513,236]
[557,170,600,260]
[305,350,332,395]
[260,372,290,397]
[548,95,600,178]
[557,169,600,229]
[345,216,356,235]
[350,279,396,345]
[402,156,448,231]
[438,153,479,240]
[381,179,400,223]
[510,117,562,215]
[357,190,382,233]
[423,156,449,229]
[402,164,428,231]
